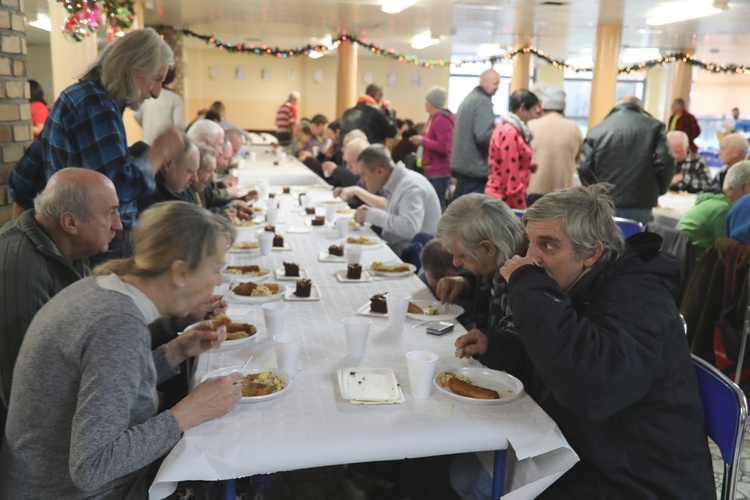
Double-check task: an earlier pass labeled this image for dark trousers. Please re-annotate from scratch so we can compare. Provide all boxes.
[453,173,487,199]
[428,175,451,211]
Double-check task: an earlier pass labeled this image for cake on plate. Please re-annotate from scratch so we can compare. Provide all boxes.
[294,279,312,297]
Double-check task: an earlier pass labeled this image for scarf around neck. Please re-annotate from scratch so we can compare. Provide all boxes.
[500,112,533,143]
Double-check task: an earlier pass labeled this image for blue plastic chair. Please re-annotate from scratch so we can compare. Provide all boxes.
[692,355,748,500]
[614,217,644,239]
[512,209,524,219]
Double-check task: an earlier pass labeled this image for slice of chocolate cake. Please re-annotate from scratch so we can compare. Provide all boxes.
[370,293,387,313]
[264,225,276,232]
[283,262,300,277]
[328,244,344,256]
[294,279,312,297]
[311,215,326,226]
[305,207,316,215]
[272,234,284,247]
[282,186,291,194]
[346,263,362,280]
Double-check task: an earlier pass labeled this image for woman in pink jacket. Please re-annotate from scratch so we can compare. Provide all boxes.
[485,89,541,209]
[411,86,455,210]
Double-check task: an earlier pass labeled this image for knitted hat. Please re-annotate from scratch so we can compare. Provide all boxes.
[425,86,448,109]
[542,86,566,111]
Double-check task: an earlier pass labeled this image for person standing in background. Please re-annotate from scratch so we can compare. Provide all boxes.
[410,86,454,210]
[134,67,184,145]
[668,98,701,153]
[29,80,48,141]
[275,91,300,145]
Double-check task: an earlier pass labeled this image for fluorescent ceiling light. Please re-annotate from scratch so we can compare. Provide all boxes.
[29,12,51,31]
[647,1,726,26]
[621,48,662,63]
[565,56,594,69]
[477,44,504,58]
[382,0,418,14]
[411,32,440,50]
[308,51,324,59]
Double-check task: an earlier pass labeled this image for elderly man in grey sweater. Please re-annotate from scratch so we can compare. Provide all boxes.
[450,69,500,198]
[353,145,441,254]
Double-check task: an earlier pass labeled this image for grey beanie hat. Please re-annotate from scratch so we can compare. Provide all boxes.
[542,86,566,111]
[425,85,448,109]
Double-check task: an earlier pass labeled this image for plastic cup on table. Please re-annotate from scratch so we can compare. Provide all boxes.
[386,292,411,330]
[273,333,304,377]
[406,350,439,399]
[266,209,279,226]
[300,195,312,209]
[249,151,257,162]
[312,145,320,158]
[335,217,349,239]
[257,180,270,199]
[325,204,338,225]
[344,244,362,265]
[258,231,274,255]
[343,317,371,358]
[262,302,289,339]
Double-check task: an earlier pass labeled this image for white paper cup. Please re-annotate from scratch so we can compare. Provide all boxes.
[335,217,348,239]
[257,231,274,255]
[312,145,320,158]
[406,350,439,399]
[386,292,411,330]
[325,204,338,225]
[300,195,312,209]
[266,197,278,211]
[273,333,304,377]
[344,244,362,265]
[257,180,270,199]
[266,209,278,226]
[343,317,371,358]
[249,151,257,162]
[263,302,289,339]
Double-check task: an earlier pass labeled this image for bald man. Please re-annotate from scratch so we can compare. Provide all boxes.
[713,132,750,189]
[0,168,121,428]
[450,69,500,197]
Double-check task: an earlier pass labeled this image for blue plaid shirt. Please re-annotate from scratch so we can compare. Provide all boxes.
[9,80,155,230]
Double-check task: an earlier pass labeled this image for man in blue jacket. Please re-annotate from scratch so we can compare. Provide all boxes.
[453,184,714,499]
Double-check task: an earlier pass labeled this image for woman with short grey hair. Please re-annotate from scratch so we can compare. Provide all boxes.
[436,193,523,329]
[9,28,184,262]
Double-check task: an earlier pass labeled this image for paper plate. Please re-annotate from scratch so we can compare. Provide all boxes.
[433,367,524,405]
[201,366,292,403]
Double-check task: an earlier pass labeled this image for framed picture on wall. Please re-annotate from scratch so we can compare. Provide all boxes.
[261,68,271,81]
[387,73,397,87]
[412,74,421,88]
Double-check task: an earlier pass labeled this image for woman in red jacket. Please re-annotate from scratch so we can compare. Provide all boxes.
[411,86,455,210]
[29,80,48,141]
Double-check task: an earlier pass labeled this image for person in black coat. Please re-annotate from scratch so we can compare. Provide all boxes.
[339,84,398,145]
[452,184,714,499]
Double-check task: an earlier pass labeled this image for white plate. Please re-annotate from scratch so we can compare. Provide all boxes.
[368,262,417,278]
[275,268,310,281]
[345,238,384,250]
[229,285,284,304]
[433,368,524,405]
[283,284,321,301]
[406,300,465,322]
[201,366,292,403]
[349,221,372,232]
[222,266,270,282]
[227,242,260,254]
[356,301,387,318]
[318,250,346,262]
[337,367,404,404]
[335,269,372,283]
[178,320,258,347]
[271,242,294,251]
[315,199,347,208]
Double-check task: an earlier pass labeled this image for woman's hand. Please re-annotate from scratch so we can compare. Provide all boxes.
[455,329,489,359]
[171,372,244,432]
[435,276,469,304]
[184,295,227,323]
[165,323,227,368]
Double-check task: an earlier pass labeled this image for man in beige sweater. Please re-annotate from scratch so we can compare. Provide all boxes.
[526,87,583,206]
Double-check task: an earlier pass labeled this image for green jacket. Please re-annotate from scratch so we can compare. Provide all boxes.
[676,192,732,258]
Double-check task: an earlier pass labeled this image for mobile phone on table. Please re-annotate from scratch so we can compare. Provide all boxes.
[426,321,454,336]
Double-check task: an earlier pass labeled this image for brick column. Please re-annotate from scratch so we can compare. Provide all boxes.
[0,0,28,224]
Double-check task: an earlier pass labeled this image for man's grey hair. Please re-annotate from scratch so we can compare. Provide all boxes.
[187,119,224,146]
[197,143,217,172]
[522,184,625,260]
[344,138,370,160]
[725,160,750,189]
[617,95,642,108]
[34,178,91,223]
[437,194,523,266]
[343,129,367,145]
[289,91,300,100]
[357,144,395,172]
[171,133,195,163]
[420,239,456,278]
[80,28,173,106]
[667,130,689,149]
[723,133,750,157]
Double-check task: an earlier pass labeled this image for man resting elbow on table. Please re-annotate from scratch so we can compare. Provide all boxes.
[0,202,243,499]
[448,185,714,499]
[352,144,441,254]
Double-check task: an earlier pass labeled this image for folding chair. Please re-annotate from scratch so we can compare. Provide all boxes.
[613,217,644,238]
[491,449,507,499]
[692,355,748,500]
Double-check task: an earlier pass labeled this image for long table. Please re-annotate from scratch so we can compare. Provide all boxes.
[653,192,698,228]
[149,187,578,500]
[231,145,323,187]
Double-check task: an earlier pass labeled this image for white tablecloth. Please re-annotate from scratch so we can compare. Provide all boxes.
[232,146,323,186]
[653,192,698,228]
[149,188,578,499]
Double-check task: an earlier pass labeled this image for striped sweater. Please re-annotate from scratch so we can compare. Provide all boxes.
[275,101,297,133]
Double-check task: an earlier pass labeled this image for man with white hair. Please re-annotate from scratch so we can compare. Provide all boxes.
[137,135,200,211]
[712,132,750,189]
[276,91,300,145]
[667,130,711,193]
[331,138,387,210]
[187,118,225,152]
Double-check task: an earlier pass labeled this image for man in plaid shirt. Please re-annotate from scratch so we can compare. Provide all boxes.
[668,98,701,153]
[667,131,711,193]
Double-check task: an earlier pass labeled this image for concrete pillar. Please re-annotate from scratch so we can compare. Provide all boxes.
[535,64,564,88]
[49,3,98,100]
[669,52,694,110]
[511,45,531,92]
[336,40,357,118]
[587,25,622,129]
[644,65,672,122]
[0,0,28,223]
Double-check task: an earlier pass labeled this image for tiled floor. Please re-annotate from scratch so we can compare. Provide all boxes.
[168,434,750,500]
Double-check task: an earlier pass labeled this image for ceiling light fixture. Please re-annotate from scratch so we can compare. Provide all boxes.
[308,51,324,59]
[382,0,418,14]
[647,0,728,26]
[476,44,504,58]
[411,32,440,49]
[28,12,51,32]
